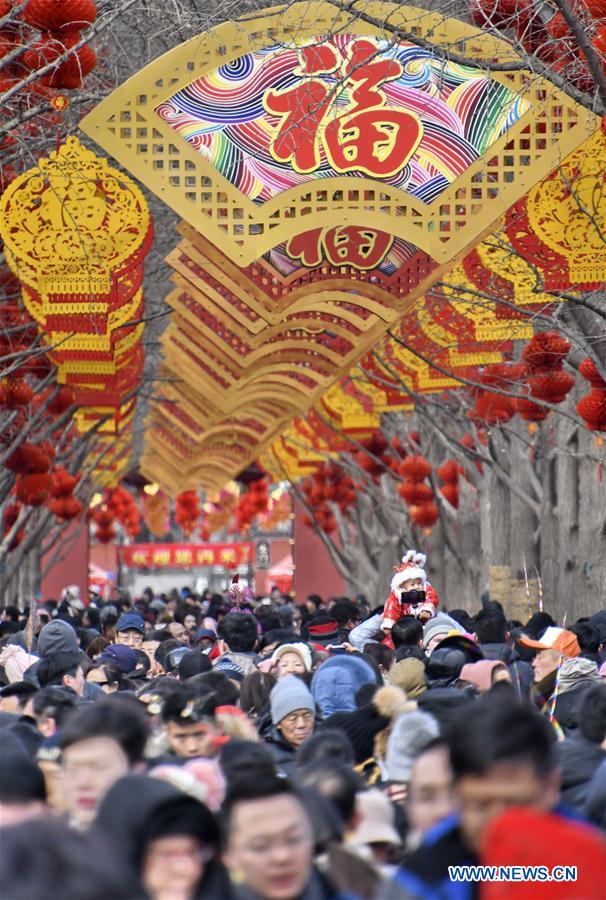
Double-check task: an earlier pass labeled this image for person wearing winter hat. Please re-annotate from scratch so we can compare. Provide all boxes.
[311,654,380,718]
[115,612,145,649]
[381,550,439,636]
[271,642,312,677]
[321,685,413,772]
[96,644,138,676]
[425,647,468,688]
[519,626,601,734]
[460,660,511,693]
[422,612,466,654]
[178,649,212,680]
[384,710,440,785]
[302,613,340,649]
[346,788,401,872]
[265,675,316,776]
[388,657,427,699]
[19,619,79,688]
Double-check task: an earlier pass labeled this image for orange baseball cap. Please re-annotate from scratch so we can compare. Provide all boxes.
[518,626,580,658]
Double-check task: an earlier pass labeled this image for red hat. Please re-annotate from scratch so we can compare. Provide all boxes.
[391,549,427,594]
[480,806,606,899]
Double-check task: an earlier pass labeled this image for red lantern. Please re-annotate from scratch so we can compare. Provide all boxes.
[411,502,439,528]
[49,496,83,521]
[16,472,52,505]
[440,482,460,509]
[48,42,96,88]
[579,357,606,389]
[521,332,571,372]
[95,525,116,544]
[478,362,526,389]
[0,379,34,409]
[398,480,433,505]
[471,393,515,425]
[50,467,77,497]
[399,455,432,480]
[24,0,97,33]
[94,508,114,529]
[528,371,575,404]
[436,459,462,484]
[48,384,76,414]
[5,442,51,474]
[515,397,550,422]
[577,390,606,432]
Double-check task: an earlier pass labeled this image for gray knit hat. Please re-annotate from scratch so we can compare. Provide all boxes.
[385,710,440,782]
[422,613,465,649]
[270,675,315,725]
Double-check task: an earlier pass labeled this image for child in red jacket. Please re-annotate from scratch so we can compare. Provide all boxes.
[381,550,439,636]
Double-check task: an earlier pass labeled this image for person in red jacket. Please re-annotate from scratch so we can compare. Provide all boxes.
[381,550,439,638]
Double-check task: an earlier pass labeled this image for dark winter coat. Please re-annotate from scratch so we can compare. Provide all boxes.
[584,757,606,829]
[557,735,606,812]
[264,725,298,777]
[227,867,349,900]
[534,666,599,735]
[378,814,478,900]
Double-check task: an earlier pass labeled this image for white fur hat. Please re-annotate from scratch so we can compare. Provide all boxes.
[391,549,427,593]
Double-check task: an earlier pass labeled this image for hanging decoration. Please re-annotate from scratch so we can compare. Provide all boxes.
[0,137,153,487]
[175,490,201,537]
[437,459,463,509]
[577,357,606,433]
[79,0,598,495]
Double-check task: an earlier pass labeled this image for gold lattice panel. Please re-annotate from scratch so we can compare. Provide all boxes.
[80,1,598,268]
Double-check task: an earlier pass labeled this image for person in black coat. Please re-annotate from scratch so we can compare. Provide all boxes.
[264,675,316,777]
[557,682,606,813]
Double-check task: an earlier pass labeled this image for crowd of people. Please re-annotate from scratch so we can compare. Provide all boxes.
[1,553,605,899]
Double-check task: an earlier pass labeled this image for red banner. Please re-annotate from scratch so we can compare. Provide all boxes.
[119,542,253,569]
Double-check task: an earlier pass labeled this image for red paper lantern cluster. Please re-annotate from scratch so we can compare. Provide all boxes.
[437,459,463,509]
[397,454,438,528]
[516,332,574,422]
[469,362,522,425]
[106,486,141,540]
[301,462,357,533]
[175,490,201,537]
[470,0,606,90]
[93,506,116,544]
[235,479,270,534]
[22,0,97,89]
[353,433,390,481]
[577,357,606,431]
[48,466,82,521]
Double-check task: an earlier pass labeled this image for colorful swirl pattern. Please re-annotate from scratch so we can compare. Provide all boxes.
[156,35,530,206]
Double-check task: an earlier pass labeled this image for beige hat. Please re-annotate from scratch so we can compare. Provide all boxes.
[271,642,312,672]
[348,789,400,847]
[388,658,427,698]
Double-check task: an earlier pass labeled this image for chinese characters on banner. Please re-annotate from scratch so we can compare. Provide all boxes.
[120,543,254,569]
[286,225,394,270]
[264,40,423,177]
